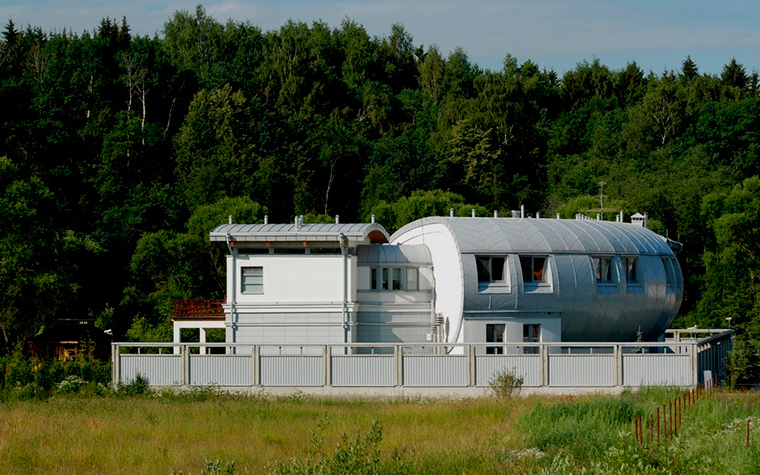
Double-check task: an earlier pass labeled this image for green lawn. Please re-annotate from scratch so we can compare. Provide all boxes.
[1,389,758,474]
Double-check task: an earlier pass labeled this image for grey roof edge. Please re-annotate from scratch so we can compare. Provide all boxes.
[390,217,675,256]
[210,223,390,244]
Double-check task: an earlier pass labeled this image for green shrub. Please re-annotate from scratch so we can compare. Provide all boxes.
[488,368,524,398]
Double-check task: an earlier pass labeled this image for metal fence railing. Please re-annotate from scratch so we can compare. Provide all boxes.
[113,330,733,390]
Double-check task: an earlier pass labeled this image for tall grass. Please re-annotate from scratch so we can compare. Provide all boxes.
[0,388,758,474]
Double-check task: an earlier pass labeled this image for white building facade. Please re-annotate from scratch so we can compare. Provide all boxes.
[207,215,683,351]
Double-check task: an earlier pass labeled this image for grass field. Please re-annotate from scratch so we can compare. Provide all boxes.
[1,388,759,474]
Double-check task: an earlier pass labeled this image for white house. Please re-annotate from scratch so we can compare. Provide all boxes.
[200,214,683,352]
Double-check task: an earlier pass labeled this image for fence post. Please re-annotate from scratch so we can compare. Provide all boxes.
[111,344,119,386]
[691,342,699,388]
[395,345,402,387]
[468,344,476,387]
[324,345,331,387]
[253,345,260,387]
[182,345,189,386]
[615,344,622,386]
[541,344,549,386]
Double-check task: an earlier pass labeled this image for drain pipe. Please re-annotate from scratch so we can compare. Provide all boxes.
[225,232,237,353]
[339,233,349,348]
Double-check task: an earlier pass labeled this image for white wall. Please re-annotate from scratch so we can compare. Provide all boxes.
[392,224,464,344]
[229,254,355,304]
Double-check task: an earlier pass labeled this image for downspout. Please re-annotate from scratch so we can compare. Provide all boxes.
[225,232,237,353]
[339,233,349,347]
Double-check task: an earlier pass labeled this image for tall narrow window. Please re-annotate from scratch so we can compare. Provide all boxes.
[520,256,547,283]
[241,267,263,293]
[392,268,403,290]
[406,268,418,291]
[382,267,389,290]
[593,256,613,282]
[370,268,378,290]
[486,324,505,354]
[523,324,540,354]
[625,258,637,283]
[662,258,675,293]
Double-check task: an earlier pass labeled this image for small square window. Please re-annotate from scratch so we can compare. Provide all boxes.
[241,267,263,293]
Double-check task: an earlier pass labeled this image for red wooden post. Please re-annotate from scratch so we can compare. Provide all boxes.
[657,407,660,445]
[669,400,673,439]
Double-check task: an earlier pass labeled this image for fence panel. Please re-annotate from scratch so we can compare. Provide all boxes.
[623,354,691,386]
[260,356,323,386]
[549,355,615,386]
[189,355,252,386]
[120,355,182,386]
[403,355,468,386]
[475,355,542,387]
[331,356,395,386]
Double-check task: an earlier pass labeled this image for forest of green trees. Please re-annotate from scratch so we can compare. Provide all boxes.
[1,6,759,356]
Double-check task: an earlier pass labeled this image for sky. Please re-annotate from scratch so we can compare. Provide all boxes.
[2,0,760,76]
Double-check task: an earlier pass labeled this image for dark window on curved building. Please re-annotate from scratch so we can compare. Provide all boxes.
[477,256,505,282]
[593,256,614,282]
[520,256,546,283]
[625,257,638,283]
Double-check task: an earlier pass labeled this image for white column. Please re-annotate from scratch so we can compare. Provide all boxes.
[173,323,181,355]
[200,328,207,355]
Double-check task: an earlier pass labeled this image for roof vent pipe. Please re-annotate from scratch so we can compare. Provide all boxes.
[371,214,375,224]
[450,208,454,217]
[521,205,525,219]
[620,211,624,222]
[536,212,540,219]
[494,210,498,218]
[295,215,300,230]
[228,215,233,225]
[335,215,340,224]
[264,215,268,225]
[471,209,476,218]
[596,213,601,221]
[557,213,561,219]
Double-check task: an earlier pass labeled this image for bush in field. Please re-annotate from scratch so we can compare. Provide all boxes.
[118,373,150,396]
[271,419,412,475]
[488,369,524,398]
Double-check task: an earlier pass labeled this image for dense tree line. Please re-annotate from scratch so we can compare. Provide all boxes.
[1,6,759,353]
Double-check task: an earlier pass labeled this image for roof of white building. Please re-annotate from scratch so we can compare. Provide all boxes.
[356,244,432,264]
[210,223,390,245]
[390,217,675,256]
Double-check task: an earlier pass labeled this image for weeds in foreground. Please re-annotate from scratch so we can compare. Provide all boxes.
[488,368,524,399]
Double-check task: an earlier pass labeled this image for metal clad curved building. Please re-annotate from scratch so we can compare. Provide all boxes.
[391,217,683,343]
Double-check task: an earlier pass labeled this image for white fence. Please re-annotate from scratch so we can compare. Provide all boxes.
[113,331,732,392]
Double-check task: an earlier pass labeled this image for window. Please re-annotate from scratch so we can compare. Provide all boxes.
[520,256,547,283]
[662,258,675,293]
[406,268,418,291]
[392,268,403,290]
[476,256,505,282]
[523,324,540,354]
[486,324,505,354]
[625,257,638,283]
[593,256,614,282]
[241,267,263,293]
[371,267,418,291]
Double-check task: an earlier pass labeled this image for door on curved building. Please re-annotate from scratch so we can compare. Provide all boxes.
[486,324,505,354]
